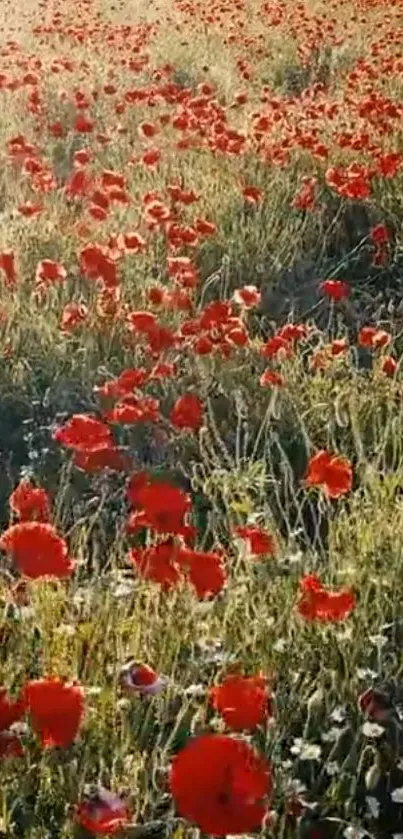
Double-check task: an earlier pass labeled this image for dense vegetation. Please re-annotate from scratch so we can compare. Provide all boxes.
[1,0,403,837]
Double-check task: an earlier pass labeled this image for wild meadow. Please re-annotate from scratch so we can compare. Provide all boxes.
[1,0,403,836]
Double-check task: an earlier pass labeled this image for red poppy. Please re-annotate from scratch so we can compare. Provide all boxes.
[60,302,88,333]
[126,471,150,507]
[76,788,130,835]
[17,201,43,217]
[170,734,272,836]
[358,327,391,349]
[304,450,352,498]
[0,522,75,579]
[24,678,84,748]
[150,362,176,380]
[210,674,272,730]
[292,176,318,211]
[296,574,356,622]
[170,393,203,432]
[129,540,183,590]
[179,547,227,598]
[127,311,155,333]
[73,445,131,473]
[95,369,148,399]
[105,395,160,425]
[0,251,17,287]
[278,323,308,343]
[260,336,293,360]
[381,355,397,377]
[119,660,167,696]
[135,481,192,535]
[319,280,350,301]
[194,335,214,355]
[35,260,67,289]
[0,687,25,731]
[138,120,159,138]
[242,186,263,204]
[370,224,390,246]
[9,478,50,522]
[234,526,276,557]
[233,285,261,308]
[53,414,113,452]
[142,147,161,167]
[74,114,94,133]
[259,369,285,388]
[331,338,348,356]
[119,231,147,254]
[358,688,392,723]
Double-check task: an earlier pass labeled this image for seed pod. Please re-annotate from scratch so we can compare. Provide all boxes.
[365,763,381,791]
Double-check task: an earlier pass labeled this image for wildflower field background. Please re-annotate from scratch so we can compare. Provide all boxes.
[2,0,403,836]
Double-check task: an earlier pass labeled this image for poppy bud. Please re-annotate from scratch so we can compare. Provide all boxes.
[119,661,167,696]
[358,688,392,722]
[76,786,130,835]
[365,763,381,791]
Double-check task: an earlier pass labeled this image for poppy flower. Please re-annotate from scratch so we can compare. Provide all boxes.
[135,481,192,535]
[319,280,350,301]
[74,114,94,133]
[194,335,214,355]
[105,395,160,425]
[260,336,293,360]
[24,678,84,748]
[73,445,131,473]
[179,547,227,598]
[0,687,25,731]
[304,450,352,498]
[0,522,75,579]
[142,147,161,167]
[292,176,318,210]
[358,687,394,723]
[259,369,285,388]
[234,526,276,557]
[126,471,150,507]
[210,674,272,730]
[170,734,272,836]
[242,186,263,204]
[0,251,17,287]
[358,327,391,349]
[53,414,113,452]
[370,224,390,246]
[296,574,356,622]
[9,478,50,522]
[17,201,43,217]
[278,323,308,343]
[331,338,348,356]
[35,260,67,289]
[119,660,167,696]
[118,231,147,253]
[170,393,204,432]
[95,368,148,399]
[76,787,130,835]
[60,302,88,332]
[129,540,184,590]
[150,362,176,380]
[381,355,397,377]
[233,285,261,308]
[138,120,159,138]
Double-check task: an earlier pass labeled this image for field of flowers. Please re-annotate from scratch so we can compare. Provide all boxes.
[2,0,403,836]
